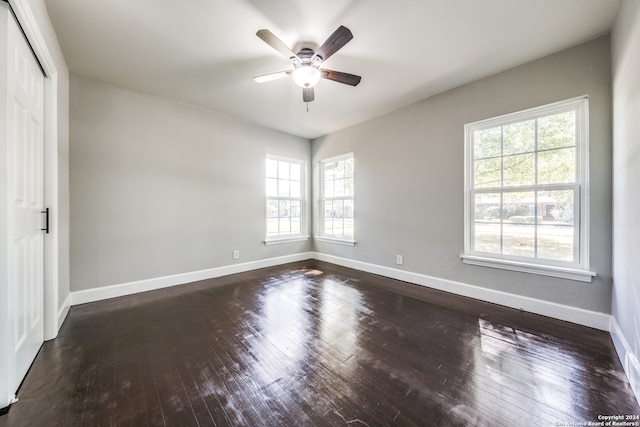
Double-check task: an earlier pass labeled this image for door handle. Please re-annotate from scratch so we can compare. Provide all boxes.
[41,208,49,234]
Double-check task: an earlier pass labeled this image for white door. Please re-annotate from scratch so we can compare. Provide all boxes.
[4,4,45,399]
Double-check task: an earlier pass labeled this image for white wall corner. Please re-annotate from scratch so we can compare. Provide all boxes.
[312,252,611,331]
[610,316,640,407]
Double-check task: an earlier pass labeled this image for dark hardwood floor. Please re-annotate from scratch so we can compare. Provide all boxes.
[1,260,638,426]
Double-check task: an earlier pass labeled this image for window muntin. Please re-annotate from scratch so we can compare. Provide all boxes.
[321,154,354,241]
[464,97,591,278]
[266,156,305,240]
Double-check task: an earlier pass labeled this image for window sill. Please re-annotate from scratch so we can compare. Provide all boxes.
[263,236,309,246]
[314,236,357,247]
[460,254,596,282]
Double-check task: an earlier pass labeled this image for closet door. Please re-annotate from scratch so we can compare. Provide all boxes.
[2,3,45,402]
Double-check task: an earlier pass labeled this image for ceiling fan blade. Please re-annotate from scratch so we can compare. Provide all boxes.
[303,87,314,102]
[313,25,353,63]
[253,70,292,83]
[256,29,299,61]
[320,69,361,86]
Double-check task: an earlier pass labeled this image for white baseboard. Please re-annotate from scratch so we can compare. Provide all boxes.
[57,293,71,332]
[71,252,314,306]
[68,251,610,331]
[610,316,640,407]
[312,252,611,331]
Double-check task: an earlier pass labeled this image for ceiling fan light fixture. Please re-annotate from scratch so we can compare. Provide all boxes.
[292,66,321,88]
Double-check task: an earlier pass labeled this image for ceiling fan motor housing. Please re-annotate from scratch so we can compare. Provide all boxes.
[295,47,320,67]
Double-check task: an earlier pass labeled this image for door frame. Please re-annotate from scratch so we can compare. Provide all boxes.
[8,0,60,341]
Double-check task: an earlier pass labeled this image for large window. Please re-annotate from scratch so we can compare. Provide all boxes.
[265,156,307,244]
[319,153,355,244]
[462,97,594,281]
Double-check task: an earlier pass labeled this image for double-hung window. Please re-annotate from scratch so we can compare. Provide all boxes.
[265,155,307,244]
[318,153,355,245]
[462,96,594,281]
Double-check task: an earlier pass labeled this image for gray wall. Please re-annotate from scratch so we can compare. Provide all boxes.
[71,36,615,314]
[312,36,612,313]
[611,0,640,394]
[70,74,311,292]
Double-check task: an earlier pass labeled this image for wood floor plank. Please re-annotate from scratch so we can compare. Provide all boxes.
[1,260,638,427]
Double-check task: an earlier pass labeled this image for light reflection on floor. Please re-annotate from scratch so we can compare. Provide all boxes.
[319,278,362,370]
[253,277,311,385]
[475,318,580,421]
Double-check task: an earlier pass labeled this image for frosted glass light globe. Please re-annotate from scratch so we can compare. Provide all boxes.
[292,66,321,88]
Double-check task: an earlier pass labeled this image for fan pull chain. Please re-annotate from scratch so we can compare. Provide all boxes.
[306,103,309,112]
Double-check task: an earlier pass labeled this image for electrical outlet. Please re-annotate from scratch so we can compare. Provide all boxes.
[233,250,240,260]
[396,255,403,265]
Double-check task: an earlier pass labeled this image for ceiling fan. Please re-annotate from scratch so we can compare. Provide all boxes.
[253,25,361,103]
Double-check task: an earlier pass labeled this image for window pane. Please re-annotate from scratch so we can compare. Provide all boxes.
[537,225,574,261]
[334,178,345,196]
[332,200,344,218]
[474,222,501,254]
[344,178,354,197]
[290,180,301,198]
[290,163,301,180]
[538,111,575,150]
[279,218,291,234]
[502,191,536,257]
[502,223,535,257]
[538,148,575,185]
[474,127,501,159]
[344,199,354,219]
[267,200,279,217]
[474,192,501,258]
[344,218,354,238]
[266,159,278,178]
[338,161,347,179]
[278,180,290,197]
[503,120,535,155]
[290,201,301,218]
[539,190,574,225]
[324,161,339,180]
[503,153,535,187]
[344,158,354,178]
[475,193,501,221]
[474,157,501,189]
[503,192,536,223]
[267,218,278,236]
[266,178,278,197]
[324,218,333,235]
[324,179,334,198]
[291,218,301,234]
[279,200,290,217]
[332,218,344,236]
[278,161,289,180]
[324,200,334,219]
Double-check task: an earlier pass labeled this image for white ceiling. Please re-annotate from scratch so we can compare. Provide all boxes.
[44,0,620,139]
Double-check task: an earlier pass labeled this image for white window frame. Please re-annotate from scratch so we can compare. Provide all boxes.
[461,96,595,282]
[317,153,356,246]
[264,155,309,245]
